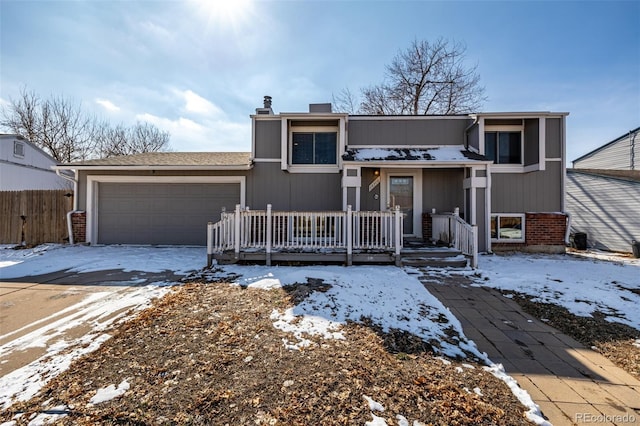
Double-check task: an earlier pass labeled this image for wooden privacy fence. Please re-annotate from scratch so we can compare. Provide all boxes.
[0,190,73,245]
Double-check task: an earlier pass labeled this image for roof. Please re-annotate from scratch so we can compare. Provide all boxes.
[55,152,253,170]
[567,168,640,183]
[342,146,490,164]
[572,126,640,164]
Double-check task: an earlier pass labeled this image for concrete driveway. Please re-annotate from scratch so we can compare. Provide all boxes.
[0,268,181,377]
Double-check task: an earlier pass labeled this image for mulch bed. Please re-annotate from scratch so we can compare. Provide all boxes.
[2,281,532,425]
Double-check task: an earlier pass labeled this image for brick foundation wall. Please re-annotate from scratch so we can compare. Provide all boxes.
[70,211,86,244]
[525,213,567,246]
[493,212,567,253]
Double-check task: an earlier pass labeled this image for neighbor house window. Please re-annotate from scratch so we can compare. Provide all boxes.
[13,141,25,158]
[291,132,337,165]
[491,214,524,241]
[485,131,521,164]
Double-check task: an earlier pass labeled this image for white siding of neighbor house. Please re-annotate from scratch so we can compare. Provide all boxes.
[0,135,71,190]
[573,129,639,170]
[566,170,640,253]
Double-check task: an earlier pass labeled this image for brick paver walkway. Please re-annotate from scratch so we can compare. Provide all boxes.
[420,275,640,426]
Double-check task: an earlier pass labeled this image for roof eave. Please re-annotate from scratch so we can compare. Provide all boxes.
[342,160,492,166]
[53,164,253,171]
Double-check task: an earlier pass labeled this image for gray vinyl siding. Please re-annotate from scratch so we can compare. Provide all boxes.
[491,161,563,212]
[545,118,562,158]
[467,123,479,151]
[524,119,539,166]
[348,118,472,146]
[246,162,341,211]
[566,170,640,253]
[254,119,281,159]
[422,169,464,214]
[573,133,637,170]
[476,188,487,252]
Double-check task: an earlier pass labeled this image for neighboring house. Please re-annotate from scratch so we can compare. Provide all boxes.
[567,127,640,253]
[0,134,72,190]
[55,97,569,258]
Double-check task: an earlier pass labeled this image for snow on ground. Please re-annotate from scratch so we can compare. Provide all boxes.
[226,264,548,425]
[0,244,206,413]
[0,244,206,279]
[471,251,640,330]
[4,245,636,425]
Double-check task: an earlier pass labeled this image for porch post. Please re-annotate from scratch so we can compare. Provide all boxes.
[266,204,272,266]
[346,205,353,266]
[234,204,241,260]
[207,221,213,268]
[394,205,402,266]
[471,224,478,269]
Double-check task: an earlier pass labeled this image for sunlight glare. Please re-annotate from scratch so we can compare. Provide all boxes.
[193,0,253,31]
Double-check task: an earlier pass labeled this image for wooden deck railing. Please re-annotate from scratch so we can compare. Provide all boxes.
[207,205,403,266]
[431,208,478,268]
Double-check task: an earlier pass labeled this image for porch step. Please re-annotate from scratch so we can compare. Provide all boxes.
[400,248,468,268]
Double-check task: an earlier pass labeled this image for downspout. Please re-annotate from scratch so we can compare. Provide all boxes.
[464,115,479,150]
[560,116,571,246]
[56,168,78,244]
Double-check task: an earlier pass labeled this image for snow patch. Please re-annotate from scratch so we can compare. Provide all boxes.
[88,380,130,405]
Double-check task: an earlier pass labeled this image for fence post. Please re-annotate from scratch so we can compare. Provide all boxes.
[266,204,272,266]
[394,205,402,266]
[234,204,241,261]
[346,205,353,266]
[207,222,213,268]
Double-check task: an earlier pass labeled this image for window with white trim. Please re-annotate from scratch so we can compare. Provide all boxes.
[291,132,337,165]
[485,131,522,164]
[13,141,25,158]
[491,214,525,241]
[288,123,339,168]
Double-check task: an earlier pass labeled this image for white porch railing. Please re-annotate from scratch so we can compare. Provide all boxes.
[207,204,403,266]
[431,209,478,268]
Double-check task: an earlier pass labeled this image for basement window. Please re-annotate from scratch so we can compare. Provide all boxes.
[491,214,525,242]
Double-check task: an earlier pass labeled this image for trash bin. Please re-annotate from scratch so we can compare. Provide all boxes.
[573,232,587,250]
[632,240,640,258]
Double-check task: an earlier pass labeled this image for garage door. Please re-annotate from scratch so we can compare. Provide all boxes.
[97,182,240,245]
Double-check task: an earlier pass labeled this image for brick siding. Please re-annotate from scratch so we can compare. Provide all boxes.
[70,211,86,244]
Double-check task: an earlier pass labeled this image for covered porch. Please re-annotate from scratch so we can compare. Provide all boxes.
[341,146,492,252]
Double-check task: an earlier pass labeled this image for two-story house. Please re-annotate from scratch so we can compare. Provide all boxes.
[55,97,569,263]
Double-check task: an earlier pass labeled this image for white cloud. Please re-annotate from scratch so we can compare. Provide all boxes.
[173,89,224,117]
[135,112,250,152]
[95,98,120,112]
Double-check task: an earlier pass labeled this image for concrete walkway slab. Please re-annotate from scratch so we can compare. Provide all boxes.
[419,271,640,426]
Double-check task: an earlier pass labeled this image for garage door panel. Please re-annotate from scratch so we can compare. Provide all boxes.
[98,182,240,245]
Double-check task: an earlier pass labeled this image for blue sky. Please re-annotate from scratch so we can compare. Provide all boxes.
[1,0,638,162]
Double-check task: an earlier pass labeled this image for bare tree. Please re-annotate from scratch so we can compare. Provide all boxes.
[358,38,486,115]
[97,121,170,158]
[1,87,171,162]
[331,88,359,114]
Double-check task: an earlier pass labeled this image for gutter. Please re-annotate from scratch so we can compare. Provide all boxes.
[52,164,253,171]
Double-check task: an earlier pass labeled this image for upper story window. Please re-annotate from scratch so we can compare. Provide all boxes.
[485,131,522,164]
[291,132,337,165]
[13,141,25,158]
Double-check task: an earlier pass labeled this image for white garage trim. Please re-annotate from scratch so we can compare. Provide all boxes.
[86,175,246,245]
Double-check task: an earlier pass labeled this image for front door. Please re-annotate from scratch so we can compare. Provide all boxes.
[389,176,414,234]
